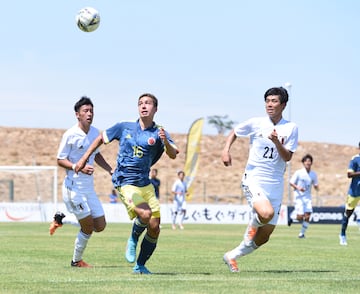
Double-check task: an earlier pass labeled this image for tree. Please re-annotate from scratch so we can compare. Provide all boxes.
[207,115,236,135]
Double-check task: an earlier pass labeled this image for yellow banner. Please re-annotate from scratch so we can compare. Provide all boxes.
[184,118,204,201]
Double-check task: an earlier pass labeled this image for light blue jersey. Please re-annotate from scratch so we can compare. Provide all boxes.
[102,120,177,187]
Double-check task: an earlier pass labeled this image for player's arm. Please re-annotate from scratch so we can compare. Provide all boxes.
[347,168,360,178]
[222,130,237,166]
[94,153,113,176]
[159,128,177,159]
[57,158,76,171]
[75,134,104,173]
[268,129,293,162]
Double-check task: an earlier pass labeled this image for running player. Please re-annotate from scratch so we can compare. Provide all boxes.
[222,86,298,273]
[289,154,319,238]
[171,170,188,230]
[52,96,113,267]
[339,142,360,245]
[75,93,178,274]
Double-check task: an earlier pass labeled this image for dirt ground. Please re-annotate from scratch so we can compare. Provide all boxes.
[0,126,356,206]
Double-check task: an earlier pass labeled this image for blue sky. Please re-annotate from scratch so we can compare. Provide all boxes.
[1,0,359,146]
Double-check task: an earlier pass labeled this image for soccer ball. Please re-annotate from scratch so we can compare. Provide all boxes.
[76,7,100,32]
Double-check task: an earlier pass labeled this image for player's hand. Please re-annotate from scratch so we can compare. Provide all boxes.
[268,129,280,143]
[158,128,166,142]
[222,151,232,166]
[75,159,87,173]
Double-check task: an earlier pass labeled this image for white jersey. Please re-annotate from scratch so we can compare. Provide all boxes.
[235,116,298,186]
[172,179,187,203]
[57,124,100,190]
[290,168,318,199]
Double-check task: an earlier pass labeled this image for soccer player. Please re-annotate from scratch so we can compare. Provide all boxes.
[221,86,298,273]
[51,96,113,268]
[171,170,188,230]
[339,142,360,246]
[149,168,161,200]
[288,154,319,238]
[75,93,178,274]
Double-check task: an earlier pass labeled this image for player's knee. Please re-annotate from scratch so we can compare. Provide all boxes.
[258,210,274,224]
[138,210,152,223]
[95,222,106,232]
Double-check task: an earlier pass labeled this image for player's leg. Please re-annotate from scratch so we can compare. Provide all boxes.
[117,185,149,263]
[339,196,359,245]
[299,198,312,238]
[60,182,93,267]
[172,201,179,229]
[179,202,187,229]
[133,185,161,274]
[240,184,273,244]
[296,199,306,238]
[224,224,275,272]
[71,214,93,268]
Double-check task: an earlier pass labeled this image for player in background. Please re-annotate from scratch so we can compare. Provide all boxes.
[221,86,298,273]
[288,154,319,238]
[339,142,360,245]
[51,96,113,268]
[171,170,188,230]
[75,93,178,274]
[149,168,161,200]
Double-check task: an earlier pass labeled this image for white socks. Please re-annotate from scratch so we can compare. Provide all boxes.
[73,230,91,262]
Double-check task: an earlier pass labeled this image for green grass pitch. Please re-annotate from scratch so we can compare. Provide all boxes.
[1,222,359,293]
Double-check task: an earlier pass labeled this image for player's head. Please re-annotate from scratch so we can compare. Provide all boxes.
[264,87,289,104]
[358,142,360,149]
[138,93,158,108]
[177,170,185,180]
[302,154,313,164]
[74,96,94,125]
[150,168,158,178]
[74,96,93,112]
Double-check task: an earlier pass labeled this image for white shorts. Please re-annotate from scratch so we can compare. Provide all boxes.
[294,197,313,215]
[242,181,283,225]
[62,178,104,220]
[173,199,187,212]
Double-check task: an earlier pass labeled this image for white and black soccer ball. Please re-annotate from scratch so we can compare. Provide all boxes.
[76,7,100,32]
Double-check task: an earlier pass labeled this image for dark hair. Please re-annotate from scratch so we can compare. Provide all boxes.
[264,87,289,104]
[302,154,313,163]
[74,96,93,112]
[138,93,158,107]
[177,170,185,176]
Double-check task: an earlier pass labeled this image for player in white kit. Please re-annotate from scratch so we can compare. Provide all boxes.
[222,86,298,272]
[289,154,319,238]
[51,96,113,267]
[171,171,188,230]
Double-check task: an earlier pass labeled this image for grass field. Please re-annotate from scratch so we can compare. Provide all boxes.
[1,222,359,294]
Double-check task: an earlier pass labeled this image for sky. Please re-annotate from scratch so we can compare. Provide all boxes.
[1,0,359,146]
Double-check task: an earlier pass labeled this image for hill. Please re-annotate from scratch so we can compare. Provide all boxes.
[0,126,356,206]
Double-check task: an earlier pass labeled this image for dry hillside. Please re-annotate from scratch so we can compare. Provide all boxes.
[0,126,356,206]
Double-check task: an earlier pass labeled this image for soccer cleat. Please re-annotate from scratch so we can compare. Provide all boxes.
[179,224,184,230]
[71,260,92,268]
[339,234,347,246]
[298,233,305,239]
[125,237,137,263]
[49,211,66,235]
[133,264,152,274]
[223,253,239,273]
[172,224,176,230]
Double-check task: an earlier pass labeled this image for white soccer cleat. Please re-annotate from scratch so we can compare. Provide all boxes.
[339,235,347,246]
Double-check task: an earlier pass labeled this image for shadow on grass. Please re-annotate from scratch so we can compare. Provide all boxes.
[261,270,337,273]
